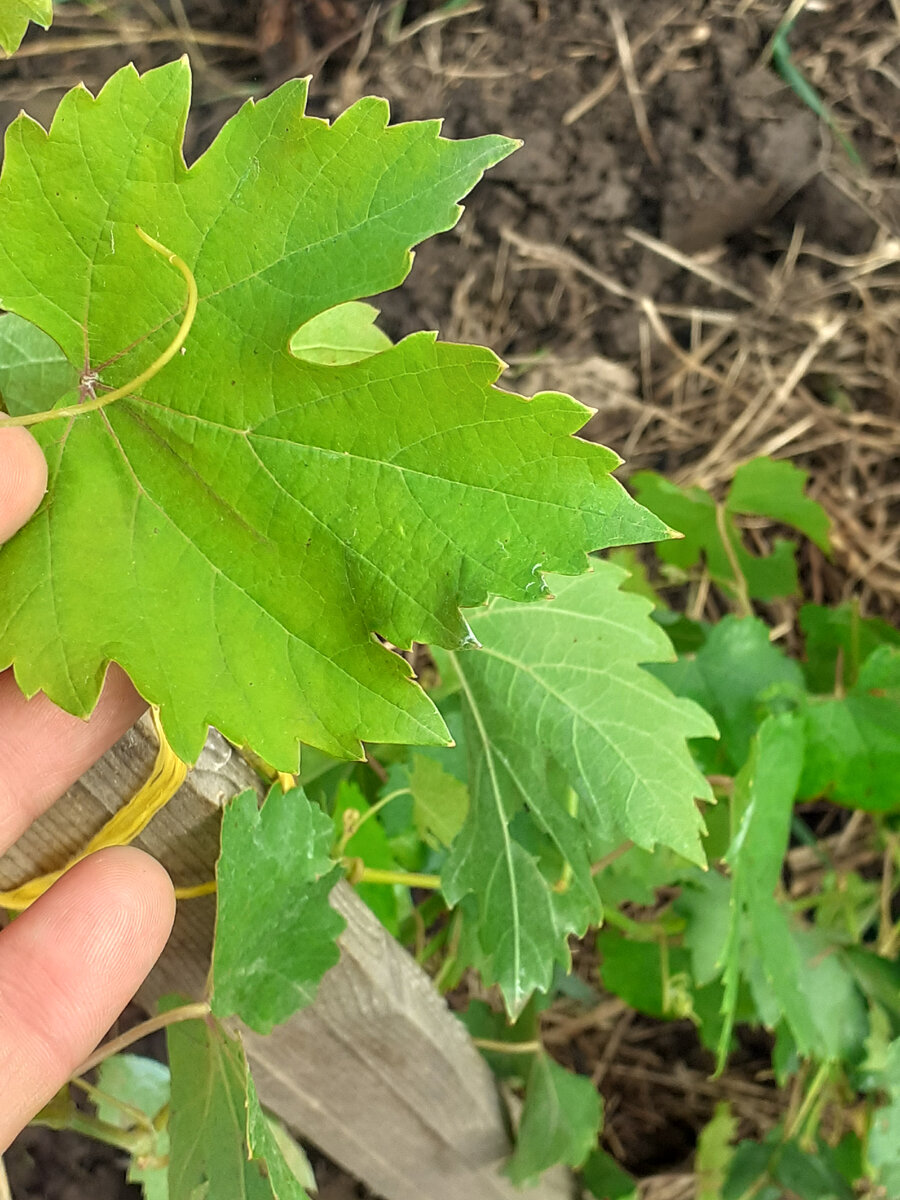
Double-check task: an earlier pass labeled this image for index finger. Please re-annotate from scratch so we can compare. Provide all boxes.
[0,427,47,543]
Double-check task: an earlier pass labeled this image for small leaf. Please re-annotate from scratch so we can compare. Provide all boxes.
[95,1054,170,1127]
[167,1012,310,1200]
[716,713,855,1067]
[800,646,900,812]
[95,1055,170,1200]
[633,460,828,602]
[0,313,76,417]
[726,457,830,552]
[597,929,694,1020]
[210,786,345,1033]
[866,1037,900,1193]
[800,601,900,693]
[409,752,469,847]
[696,1102,738,1200]
[651,616,804,771]
[265,1118,317,1192]
[677,870,733,987]
[0,0,51,55]
[581,1149,638,1200]
[443,564,714,1014]
[505,1054,602,1186]
[290,301,392,365]
[774,1140,854,1200]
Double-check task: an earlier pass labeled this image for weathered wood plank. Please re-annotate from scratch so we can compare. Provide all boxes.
[0,717,573,1200]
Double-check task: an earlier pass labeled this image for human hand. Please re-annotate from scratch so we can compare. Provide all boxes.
[0,426,175,1151]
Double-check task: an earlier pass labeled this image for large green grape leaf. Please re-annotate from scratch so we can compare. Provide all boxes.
[167,1011,310,1200]
[442,563,715,1013]
[0,0,51,54]
[210,785,345,1033]
[0,60,665,769]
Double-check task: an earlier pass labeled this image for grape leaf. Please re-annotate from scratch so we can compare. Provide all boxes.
[582,1149,638,1200]
[95,1056,170,1200]
[505,1054,602,1186]
[696,1102,738,1200]
[210,785,344,1034]
[717,713,838,1068]
[289,301,391,365]
[408,752,469,847]
[0,0,51,54]
[0,313,77,416]
[597,929,694,1020]
[441,563,715,1013]
[727,457,830,552]
[167,1011,310,1200]
[632,458,829,602]
[773,1141,855,1200]
[651,616,804,771]
[799,646,900,812]
[716,715,799,1060]
[0,60,665,769]
[867,1037,900,1194]
[800,601,900,693]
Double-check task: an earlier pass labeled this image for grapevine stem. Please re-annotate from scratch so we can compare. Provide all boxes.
[715,502,752,617]
[783,1060,831,1141]
[0,228,198,430]
[334,786,411,857]
[74,1002,211,1078]
[345,861,442,890]
[590,839,634,876]
[360,867,441,890]
[70,1075,157,1136]
[472,1038,541,1055]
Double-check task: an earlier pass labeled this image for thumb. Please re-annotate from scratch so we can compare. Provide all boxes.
[0,426,47,544]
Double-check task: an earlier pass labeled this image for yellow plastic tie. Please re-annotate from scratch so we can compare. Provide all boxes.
[0,708,187,911]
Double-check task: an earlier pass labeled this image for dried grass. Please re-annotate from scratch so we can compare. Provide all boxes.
[503,0,900,624]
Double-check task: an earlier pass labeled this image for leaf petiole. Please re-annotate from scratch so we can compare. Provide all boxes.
[0,227,197,430]
[74,1001,211,1078]
[343,859,442,890]
[334,786,411,857]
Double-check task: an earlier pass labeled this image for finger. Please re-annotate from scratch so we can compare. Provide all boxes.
[0,426,47,543]
[0,666,147,854]
[0,845,175,1151]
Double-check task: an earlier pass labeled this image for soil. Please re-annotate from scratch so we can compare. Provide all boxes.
[1,1,899,1196]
